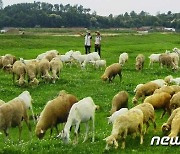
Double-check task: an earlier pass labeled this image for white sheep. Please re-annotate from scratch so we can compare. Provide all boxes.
[148,53,161,67]
[173,47,180,55]
[107,108,128,124]
[170,77,180,85]
[36,50,59,61]
[2,54,16,71]
[90,59,106,69]
[59,97,98,144]
[135,54,145,71]
[119,52,128,66]
[151,79,167,88]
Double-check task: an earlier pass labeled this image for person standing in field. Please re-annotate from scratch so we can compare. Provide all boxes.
[95,31,101,57]
[84,31,92,54]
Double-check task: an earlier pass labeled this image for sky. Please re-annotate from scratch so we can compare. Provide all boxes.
[2,0,180,16]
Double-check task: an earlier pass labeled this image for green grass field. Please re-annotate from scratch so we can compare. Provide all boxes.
[0,31,180,153]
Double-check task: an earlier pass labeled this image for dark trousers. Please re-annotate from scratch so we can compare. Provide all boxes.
[85,45,91,54]
[95,44,101,57]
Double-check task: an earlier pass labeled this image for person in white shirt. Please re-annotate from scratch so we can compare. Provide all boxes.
[84,31,92,54]
[95,31,101,57]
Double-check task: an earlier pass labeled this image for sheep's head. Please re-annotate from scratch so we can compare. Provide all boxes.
[30,78,39,86]
[35,128,46,139]
[59,129,70,144]
[132,97,138,105]
[161,123,171,134]
[170,104,178,111]
[18,78,26,86]
[103,135,118,150]
[101,74,108,81]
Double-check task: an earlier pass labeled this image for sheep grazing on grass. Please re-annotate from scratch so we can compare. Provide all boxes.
[132,82,160,105]
[162,108,180,135]
[90,60,106,69]
[159,54,175,69]
[164,75,173,85]
[38,58,52,82]
[0,91,33,140]
[59,97,98,144]
[50,57,63,83]
[135,54,145,71]
[143,92,171,119]
[104,108,144,150]
[101,63,122,82]
[107,108,128,124]
[119,52,128,66]
[12,61,26,86]
[25,60,39,86]
[0,99,5,106]
[133,103,156,134]
[35,91,78,139]
[169,92,180,111]
[110,91,128,115]
[2,54,16,72]
[153,86,175,96]
[148,54,161,67]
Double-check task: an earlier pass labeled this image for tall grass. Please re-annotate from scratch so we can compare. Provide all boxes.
[0,32,180,153]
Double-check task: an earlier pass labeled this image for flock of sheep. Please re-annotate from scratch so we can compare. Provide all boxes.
[1,47,180,151]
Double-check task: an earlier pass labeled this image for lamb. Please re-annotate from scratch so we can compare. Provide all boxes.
[107,108,128,124]
[0,91,33,140]
[59,97,98,144]
[133,103,156,134]
[119,52,128,66]
[143,92,171,118]
[148,53,161,67]
[132,82,160,105]
[0,99,5,106]
[38,58,52,82]
[110,91,128,115]
[161,108,180,135]
[104,108,144,150]
[50,57,63,83]
[169,92,180,111]
[101,63,122,82]
[135,54,145,71]
[2,54,16,71]
[35,91,78,139]
[25,60,39,86]
[12,61,26,86]
[90,60,106,69]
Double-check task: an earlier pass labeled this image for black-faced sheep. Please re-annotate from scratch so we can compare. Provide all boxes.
[101,63,122,82]
[110,91,128,115]
[35,91,78,139]
[104,108,144,150]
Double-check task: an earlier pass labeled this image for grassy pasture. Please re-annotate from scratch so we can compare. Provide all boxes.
[0,32,180,153]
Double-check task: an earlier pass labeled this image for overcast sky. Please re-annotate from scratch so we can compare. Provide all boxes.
[2,0,180,16]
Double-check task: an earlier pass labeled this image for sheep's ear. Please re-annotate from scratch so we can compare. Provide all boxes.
[40,129,44,134]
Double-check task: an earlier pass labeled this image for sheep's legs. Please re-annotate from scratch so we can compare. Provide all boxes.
[139,123,144,145]
[83,122,89,143]
[121,130,127,149]
[74,122,80,144]
[92,115,95,142]
[144,121,150,134]
[160,109,166,119]
[18,124,23,141]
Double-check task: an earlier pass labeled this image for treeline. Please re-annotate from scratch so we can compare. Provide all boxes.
[0,1,180,29]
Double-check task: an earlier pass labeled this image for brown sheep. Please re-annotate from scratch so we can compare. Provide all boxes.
[110,91,128,115]
[50,57,63,83]
[143,92,171,118]
[153,86,175,96]
[159,54,175,69]
[35,91,78,139]
[0,99,5,106]
[133,103,156,134]
[169,92,180,111]
[135,54,145,71]
[101,63,122,82]
[2,54,16,71]
[132,82,160,105]
[25,60,39,86]
[38,58,52,82]
[12,61,26,86]
[104,108,144,150]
